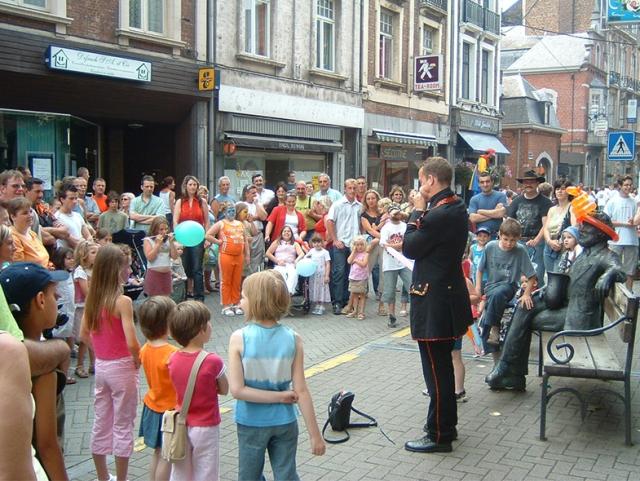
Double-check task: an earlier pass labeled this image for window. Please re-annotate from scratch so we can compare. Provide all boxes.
[245,0,270,57]
[129,0,164,34]
[0,0,71,32]
[462,42,471,99]
[316,0,335,71]
[481,49,489,104]
[23,0,45,7]
[379,8,394,79]
[422,26,434,55]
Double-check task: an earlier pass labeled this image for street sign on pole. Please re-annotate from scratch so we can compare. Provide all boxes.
[608,131,636,161]
[594,119,608,137]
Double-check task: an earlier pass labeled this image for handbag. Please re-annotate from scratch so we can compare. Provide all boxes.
[321,390,377,444]
[161,350,208,462]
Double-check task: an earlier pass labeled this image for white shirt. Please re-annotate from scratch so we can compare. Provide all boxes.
[380,221,407,271]
[257,188,275,206]
[326,196,362,245]
[54,210,86,249]
[604,194,639,246]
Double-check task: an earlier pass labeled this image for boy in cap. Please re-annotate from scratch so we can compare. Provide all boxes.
[0,262,70,481]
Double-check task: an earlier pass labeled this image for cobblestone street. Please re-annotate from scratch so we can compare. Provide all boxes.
[63,292,640,481]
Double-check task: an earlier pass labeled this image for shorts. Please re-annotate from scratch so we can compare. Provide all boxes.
[348,279,368,293]
[610,245,638,276]
[453,337,462,351]
[139,404,163,449]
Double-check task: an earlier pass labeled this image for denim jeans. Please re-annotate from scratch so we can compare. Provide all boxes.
[519,240,545,287]
[543,243,561,274]
[329,245,351,307]
[382,268,412,305]
[181,241,204,301]
[236,421,299,481]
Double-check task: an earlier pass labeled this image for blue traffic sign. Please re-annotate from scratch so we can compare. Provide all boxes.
[608,131,636,161]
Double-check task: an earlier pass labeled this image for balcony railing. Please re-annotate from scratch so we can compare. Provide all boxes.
[609,71,640,91]
[462,0,500,35]
[420,0,448,12]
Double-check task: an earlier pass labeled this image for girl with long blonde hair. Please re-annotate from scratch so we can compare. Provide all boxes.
[80,244,141,481]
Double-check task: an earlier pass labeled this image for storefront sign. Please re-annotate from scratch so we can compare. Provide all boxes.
[45,46,151,82]
[458,111,499,135]
[414,55,443,91]
[380,146,424,161]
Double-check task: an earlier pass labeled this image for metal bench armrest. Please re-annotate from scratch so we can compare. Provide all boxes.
[546,315,630,364]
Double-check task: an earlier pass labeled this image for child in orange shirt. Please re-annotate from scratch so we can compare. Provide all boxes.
[206,202,250,317]
[138,296,179,481]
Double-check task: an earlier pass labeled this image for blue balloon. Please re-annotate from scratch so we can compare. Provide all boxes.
[174,221,205,247]
[296,258,317,277]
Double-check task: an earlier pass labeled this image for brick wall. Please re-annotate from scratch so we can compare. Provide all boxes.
[67,0,117,43]
[526,0,593,35]
[524,70,591,147]
[501,128,562,190]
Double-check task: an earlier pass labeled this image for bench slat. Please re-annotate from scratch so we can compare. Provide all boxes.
[544,335,597,377]
[586,335,623,379]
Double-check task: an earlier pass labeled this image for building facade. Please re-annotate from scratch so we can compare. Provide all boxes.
[214,0,364,197]
[449,0,508,190]
[0,0,211,194]
[505,0,640,187]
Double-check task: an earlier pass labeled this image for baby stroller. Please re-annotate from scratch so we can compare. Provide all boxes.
[112,229,146,301]
[289,275,311,315]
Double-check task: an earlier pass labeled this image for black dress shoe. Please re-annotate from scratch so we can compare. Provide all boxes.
[485,366,526,391]
[405,435,452,453]
[332,304,341,315]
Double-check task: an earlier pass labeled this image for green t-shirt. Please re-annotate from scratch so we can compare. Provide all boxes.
[98,210,130,234]
[296,196,316,230]
[0,287,23,341]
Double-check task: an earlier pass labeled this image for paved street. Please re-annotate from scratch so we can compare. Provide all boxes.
[63,292,640,481]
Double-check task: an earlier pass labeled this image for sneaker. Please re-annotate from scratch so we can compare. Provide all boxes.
[316,306,325,315]
[399,309,408,317]
[455,391,468,403]
[234,306,244,316]
[487,326,501,345]
[222,307,235,316]
[388,314,397,328]
[332,304,341,315]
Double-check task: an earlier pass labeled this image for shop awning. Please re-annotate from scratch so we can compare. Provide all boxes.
[373,129,438,148]
[458,131,510,155]
[224,133,342,153]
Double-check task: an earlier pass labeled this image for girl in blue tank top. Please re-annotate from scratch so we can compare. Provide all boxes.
[228,270,325,481]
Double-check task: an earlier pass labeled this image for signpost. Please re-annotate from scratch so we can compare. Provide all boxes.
[608,131,636,161]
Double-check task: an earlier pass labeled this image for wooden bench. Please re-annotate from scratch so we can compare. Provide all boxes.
[539,284,639,446]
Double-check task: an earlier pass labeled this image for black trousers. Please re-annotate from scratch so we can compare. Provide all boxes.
[418,339,457,444]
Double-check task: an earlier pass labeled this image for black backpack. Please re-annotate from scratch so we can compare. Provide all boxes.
[322,391,377,444]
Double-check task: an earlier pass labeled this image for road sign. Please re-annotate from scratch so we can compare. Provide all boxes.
[198,67,215,91]
[608,131,636,161]
[594,119,608,137]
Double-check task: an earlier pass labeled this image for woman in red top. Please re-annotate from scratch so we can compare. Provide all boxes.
[264,192,307,244]
[173,175,210,301]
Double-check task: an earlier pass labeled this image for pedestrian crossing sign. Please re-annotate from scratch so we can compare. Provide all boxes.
[608,131,636,161]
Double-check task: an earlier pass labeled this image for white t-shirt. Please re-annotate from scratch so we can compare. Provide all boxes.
[257,188,275,206]
[604,195,639,246]
[73,265,89,307]
[306,247,331,266]
[54,210,86,249]
[247,202,263,232]
[285,213,299,236]
[380,221,407,271]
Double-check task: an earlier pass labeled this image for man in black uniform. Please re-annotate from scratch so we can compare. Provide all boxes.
[403,157,473,453]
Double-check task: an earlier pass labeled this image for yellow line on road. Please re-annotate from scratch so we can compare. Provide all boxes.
[391,327,411,338]
[304,350,362,378]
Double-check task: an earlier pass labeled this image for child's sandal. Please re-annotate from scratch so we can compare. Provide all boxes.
[75,367,88,378]
[345,311,356,318]
[357,313,365,320]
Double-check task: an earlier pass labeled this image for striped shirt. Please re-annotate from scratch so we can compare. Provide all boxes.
[235,323,298,427]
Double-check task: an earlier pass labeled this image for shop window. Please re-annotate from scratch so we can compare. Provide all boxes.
[117,0,184,51]
[378,8,394,79]
[0,0,71,32]
[316,0,335,71]
[245,0,270,57]
[129,0,164,34]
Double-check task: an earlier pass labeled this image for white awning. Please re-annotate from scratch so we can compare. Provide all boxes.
[373,129,438,148]
[458,131,510,154]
